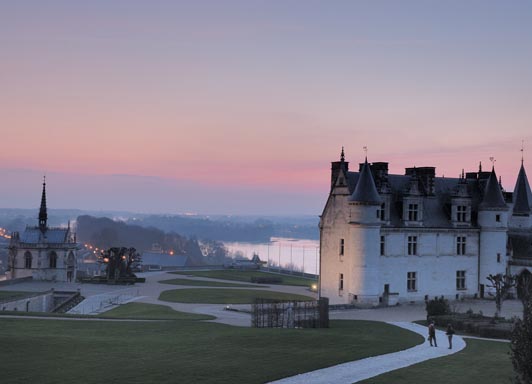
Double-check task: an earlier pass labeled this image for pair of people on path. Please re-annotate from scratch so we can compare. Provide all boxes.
[428,320,455,349]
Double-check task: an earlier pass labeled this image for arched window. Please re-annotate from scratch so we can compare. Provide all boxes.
[24,251,33,269]
[49,251,57,269]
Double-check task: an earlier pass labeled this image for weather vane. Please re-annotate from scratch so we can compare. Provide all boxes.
[521,140,525,163]
[489,156,496,167]
[363,146,368,157]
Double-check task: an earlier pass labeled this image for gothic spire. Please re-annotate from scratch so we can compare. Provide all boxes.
[39,176,48,231]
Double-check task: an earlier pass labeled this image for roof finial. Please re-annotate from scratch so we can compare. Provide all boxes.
[340,146,345,162]
[521,140,525,165]
[363,146,368,162]
[479,161,482,173]
[489,156,496,170]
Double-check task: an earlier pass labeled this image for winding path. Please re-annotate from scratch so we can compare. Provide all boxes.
[268,322,466,384]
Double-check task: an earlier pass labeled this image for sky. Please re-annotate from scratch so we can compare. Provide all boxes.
[1,1,532,215]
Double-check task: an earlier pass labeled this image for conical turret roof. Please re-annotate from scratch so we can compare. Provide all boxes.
[479,167,507,209]
[512,162,531,215]
[349,158,382,205]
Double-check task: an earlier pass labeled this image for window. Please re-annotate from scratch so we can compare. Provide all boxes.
[497,253,501,263]
[377,203,385,220]
[24,251,32,269]
[408,236,418,255]
[408,204,418,221]
[456,270,466,290]
[496,214,501,222]
[339,239,344,256]
[456,206,467,222]
[339,273,344,291]
[456,236,466,255]
[380,236,385,256]
[49,252,57,269]
[407,272,417,291]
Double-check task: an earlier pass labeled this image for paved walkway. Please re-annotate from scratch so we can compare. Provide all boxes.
[268,322,466,384]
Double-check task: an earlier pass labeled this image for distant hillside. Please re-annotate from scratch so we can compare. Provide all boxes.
[127,215,319,242]
[76,215,229,266]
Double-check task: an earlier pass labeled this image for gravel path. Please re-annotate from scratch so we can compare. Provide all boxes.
[267,322,466,384]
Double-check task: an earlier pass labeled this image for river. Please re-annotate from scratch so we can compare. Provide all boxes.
[223,237,320,275]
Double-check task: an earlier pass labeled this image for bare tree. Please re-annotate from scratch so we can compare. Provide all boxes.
[98,247,141,281]
[486,273,516,318]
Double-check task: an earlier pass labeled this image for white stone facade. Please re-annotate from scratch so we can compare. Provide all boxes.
[320,154,532,306]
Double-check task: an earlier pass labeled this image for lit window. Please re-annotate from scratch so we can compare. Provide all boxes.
[408,236,418,255]
[407,272,417,291]
[456,270,466,290]
[456,236,466,255]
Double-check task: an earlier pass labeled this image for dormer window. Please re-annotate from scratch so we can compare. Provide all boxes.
[457,206,467,222]
[408,204,419,221]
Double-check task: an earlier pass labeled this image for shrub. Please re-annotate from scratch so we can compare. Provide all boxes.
[250,276,283,284]
[426,297,450,319]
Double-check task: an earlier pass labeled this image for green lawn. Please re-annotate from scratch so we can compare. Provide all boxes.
[0,319,422,384]
[100,302,215,321]
[159,277,260,288]
[359,338,512,384]
[0,290,35,300]
[159,288,315,304]
[172,269,316,287]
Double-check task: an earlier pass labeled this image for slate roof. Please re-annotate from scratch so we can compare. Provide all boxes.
[19,227,71,244]
[349,159,382,205]
[513,163,532,215]
[479,168,507,209]
[344,161,512,228]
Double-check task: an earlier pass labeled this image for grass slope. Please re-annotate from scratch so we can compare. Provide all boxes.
[172,270,315,286]
[101,302,215,321]
[359,338,512,384]
[0,319,421,384]
[159,288,314,304]
[158,277,260,288]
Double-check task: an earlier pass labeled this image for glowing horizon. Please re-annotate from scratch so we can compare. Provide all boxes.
[1,1,531,214]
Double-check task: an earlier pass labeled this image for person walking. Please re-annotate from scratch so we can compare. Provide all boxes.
[446,323,455,349]
[428,320,437,347]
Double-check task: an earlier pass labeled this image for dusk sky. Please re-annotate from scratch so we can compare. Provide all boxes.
[1,1,531,215]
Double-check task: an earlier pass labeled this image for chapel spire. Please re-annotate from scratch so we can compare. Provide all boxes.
[39,176,48,231]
